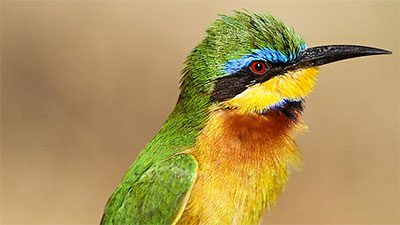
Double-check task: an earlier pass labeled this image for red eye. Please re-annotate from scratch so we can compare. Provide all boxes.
[249,61,267,75]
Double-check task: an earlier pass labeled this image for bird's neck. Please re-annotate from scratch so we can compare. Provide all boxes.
[178,107,305,224]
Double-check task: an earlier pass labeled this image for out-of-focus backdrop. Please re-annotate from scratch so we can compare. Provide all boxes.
[1,1,399,224]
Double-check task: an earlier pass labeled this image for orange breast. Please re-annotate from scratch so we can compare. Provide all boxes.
[177,110,305,225]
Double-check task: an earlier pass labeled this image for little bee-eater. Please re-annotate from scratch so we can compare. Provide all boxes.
[101,11,391,225]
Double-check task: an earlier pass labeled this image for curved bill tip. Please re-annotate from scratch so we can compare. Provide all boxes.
[354,46,392,55]
[378,49,392,54]
[298,45,392,68]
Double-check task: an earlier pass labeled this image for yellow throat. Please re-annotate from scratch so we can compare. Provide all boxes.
[177,68,319,224]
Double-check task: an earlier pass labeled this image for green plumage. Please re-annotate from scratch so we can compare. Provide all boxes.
[102,155,197,224]
[101,11,304,225]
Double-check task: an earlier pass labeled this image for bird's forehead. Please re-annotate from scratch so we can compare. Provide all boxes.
[223,45,307,74]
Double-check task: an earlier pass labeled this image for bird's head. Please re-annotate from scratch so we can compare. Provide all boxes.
[180,11,390,116]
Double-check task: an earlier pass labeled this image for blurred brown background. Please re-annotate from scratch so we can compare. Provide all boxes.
[1,1,399,224]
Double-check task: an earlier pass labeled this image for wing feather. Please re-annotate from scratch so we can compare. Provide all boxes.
[101,154,197,225]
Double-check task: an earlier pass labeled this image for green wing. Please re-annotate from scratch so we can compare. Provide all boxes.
[101,154,197,225]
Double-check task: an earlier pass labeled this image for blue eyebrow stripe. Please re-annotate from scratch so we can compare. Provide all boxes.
[224,45,307,74]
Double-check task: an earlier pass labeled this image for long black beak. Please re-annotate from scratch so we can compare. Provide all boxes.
[267,45,391,77]
[295,45,391,68]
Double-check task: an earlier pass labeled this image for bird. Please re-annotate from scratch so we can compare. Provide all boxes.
[100,11,391,225]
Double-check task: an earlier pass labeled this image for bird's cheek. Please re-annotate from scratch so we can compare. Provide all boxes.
[274,67,319,100]
[222,83,282,114]
[220,67,319,114]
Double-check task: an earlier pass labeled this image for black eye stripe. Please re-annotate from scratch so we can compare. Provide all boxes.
[211,69,261,102]
[211,61,289,102]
